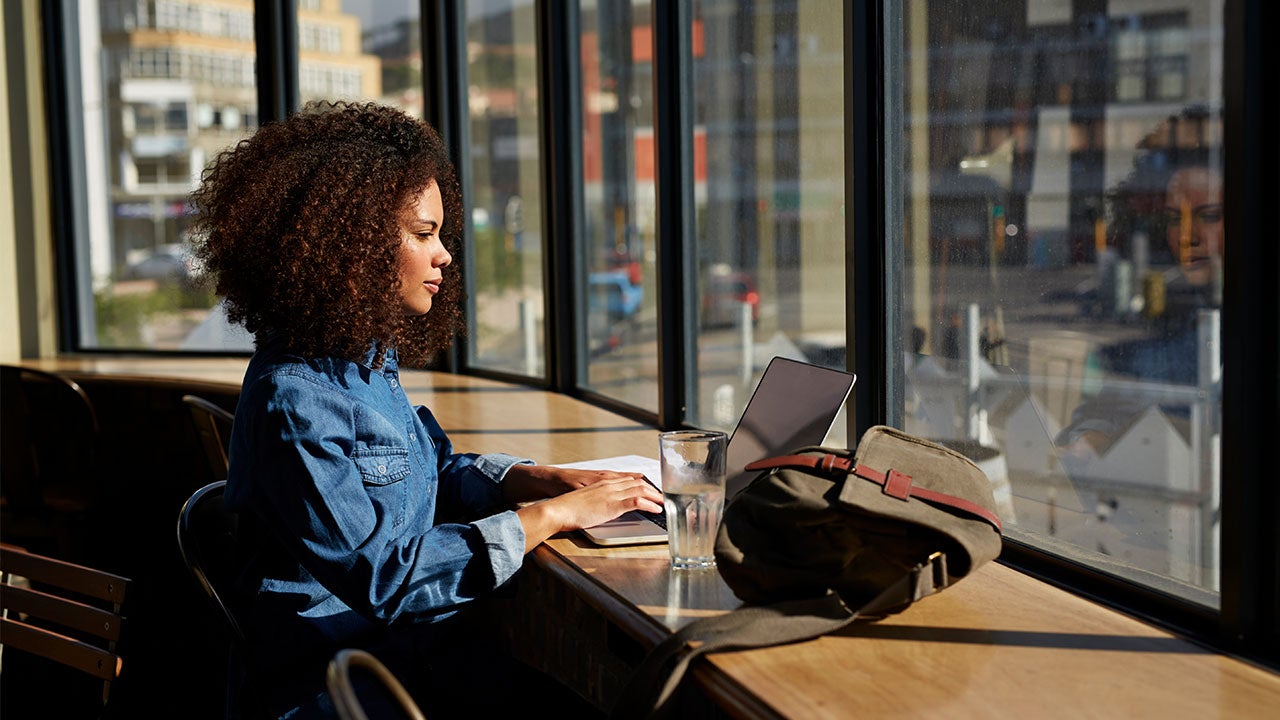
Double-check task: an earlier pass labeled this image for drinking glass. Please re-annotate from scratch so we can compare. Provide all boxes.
[659,430,728,569]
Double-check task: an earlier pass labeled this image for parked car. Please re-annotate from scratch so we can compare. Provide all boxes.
[122,243,200,286]
[588,270,644,321]
[701,269,760,328]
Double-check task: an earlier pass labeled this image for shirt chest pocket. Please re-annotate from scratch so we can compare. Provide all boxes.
[352,447,412,527]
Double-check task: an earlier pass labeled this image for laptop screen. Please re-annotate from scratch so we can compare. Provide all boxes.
[724,357,856,497]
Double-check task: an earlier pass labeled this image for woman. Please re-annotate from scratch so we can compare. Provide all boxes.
[191,101,661,718]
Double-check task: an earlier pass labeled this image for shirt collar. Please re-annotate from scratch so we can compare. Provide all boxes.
[360,343,399,374]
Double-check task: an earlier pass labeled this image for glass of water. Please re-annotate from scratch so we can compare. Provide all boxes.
[659,430,728,569]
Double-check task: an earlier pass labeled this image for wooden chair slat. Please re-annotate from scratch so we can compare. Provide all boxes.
[1,583,124,642]
[0,617,122,680]
[0,544,128,605]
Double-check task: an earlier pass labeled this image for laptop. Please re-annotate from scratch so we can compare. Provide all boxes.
[572,356,857,546]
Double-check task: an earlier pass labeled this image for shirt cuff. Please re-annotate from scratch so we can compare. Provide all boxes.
[472,510,526,587]
[472,452,535,483]
[465,453,535,514]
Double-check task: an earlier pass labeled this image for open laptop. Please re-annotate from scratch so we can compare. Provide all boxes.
[573,356,856,546]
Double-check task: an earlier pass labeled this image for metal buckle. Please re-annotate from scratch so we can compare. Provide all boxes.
[928,551,949,592]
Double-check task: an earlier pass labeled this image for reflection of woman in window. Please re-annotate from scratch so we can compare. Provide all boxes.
[1161,164,1223,289]
[1059,110,1222,457]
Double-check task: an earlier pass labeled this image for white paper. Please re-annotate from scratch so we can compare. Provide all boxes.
[553,454,663,490]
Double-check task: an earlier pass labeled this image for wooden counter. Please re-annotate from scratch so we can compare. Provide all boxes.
[18,356,1280,719]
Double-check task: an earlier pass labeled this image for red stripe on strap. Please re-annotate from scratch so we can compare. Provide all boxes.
[743,454,1003,532]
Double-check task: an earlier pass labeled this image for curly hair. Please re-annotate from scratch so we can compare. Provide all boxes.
[190,101,465,367]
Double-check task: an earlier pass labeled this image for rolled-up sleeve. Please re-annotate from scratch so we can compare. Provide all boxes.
[471,510,527,587]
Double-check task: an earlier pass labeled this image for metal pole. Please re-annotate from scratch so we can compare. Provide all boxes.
[966,302,982,441]
[1197,308,1221,591]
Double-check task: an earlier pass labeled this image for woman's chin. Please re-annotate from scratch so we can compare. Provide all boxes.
[1180,263,1216,287]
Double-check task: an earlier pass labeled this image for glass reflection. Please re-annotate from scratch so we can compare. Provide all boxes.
[893,1,1224,604]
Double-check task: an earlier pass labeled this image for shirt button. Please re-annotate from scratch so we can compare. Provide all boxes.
[378,465,387,474]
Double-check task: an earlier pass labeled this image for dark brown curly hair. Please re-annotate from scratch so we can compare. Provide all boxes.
[190,101,464,367]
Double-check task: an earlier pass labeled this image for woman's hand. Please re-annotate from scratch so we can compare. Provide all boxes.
[515,474,663,553]
[503,464,647,503]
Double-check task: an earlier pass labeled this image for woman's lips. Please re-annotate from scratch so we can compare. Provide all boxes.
[424,280,441,294]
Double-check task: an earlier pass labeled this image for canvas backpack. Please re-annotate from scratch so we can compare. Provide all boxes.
[612,425,1004,719]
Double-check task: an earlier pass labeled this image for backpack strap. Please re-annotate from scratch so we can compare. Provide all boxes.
[609,553,950,720]
[745,454,1002,532]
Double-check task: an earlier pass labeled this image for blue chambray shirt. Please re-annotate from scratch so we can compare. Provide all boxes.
[225,336,530,691]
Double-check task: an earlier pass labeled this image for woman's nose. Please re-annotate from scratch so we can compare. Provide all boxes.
[435,242,452,268]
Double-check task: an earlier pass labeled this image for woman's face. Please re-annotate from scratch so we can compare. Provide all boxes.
[1163,166,1223,286]
[397,180,452,316]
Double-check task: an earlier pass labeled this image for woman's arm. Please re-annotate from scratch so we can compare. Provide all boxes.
[513,473,664,553]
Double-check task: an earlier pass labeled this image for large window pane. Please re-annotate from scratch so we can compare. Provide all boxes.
[83,0,263,350]
[464,1,546,377]
[579,0,846,426]
[580,0,658,411]
[690,0,847,440]
[304,1,420,116]
[892,1,1224,605]
[80,0,385,352]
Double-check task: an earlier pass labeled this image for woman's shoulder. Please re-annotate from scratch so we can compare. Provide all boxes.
[241,349,378,407]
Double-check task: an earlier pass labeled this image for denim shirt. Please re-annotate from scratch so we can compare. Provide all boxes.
[225,337,530,692]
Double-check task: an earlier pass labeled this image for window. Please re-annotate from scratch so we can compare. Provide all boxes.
[888,1,1225,606]
[297,2,421,116]
[690,1,847,439]
[579,0,659,411]
[63,2,257,350]
[463,1,547,377]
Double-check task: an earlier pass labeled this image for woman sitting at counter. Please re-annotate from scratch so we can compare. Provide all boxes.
[190,101,662,718]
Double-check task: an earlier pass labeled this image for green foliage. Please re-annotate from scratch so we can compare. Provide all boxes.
[94,283,219,346]
[472,225,522,293]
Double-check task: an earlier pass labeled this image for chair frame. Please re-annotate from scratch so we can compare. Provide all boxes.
[0,542,130,704]
[176,480,247,651]
[326,648,427,720]
[182,394,235,483]
[1,365,102,557]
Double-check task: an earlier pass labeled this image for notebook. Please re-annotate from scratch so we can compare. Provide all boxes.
[571,356,857,546]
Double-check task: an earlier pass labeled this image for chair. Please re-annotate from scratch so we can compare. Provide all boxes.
[183,394,235,482]
[176,480,247,652]
[178,480,268,718]
[0,542,131,708]
[326,649,427,720]
[0,365,102,559]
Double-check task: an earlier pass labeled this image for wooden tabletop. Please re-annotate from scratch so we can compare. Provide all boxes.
[22,356,1280,718]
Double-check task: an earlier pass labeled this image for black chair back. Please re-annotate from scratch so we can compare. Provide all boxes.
[183,394,235,483]
[176,481,247,651]
[0,365,101,558]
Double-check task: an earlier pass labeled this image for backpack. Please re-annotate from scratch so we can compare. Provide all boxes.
[612,425,1004,719]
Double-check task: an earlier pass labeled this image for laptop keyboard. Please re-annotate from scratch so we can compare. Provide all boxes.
[635,508,667,530]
